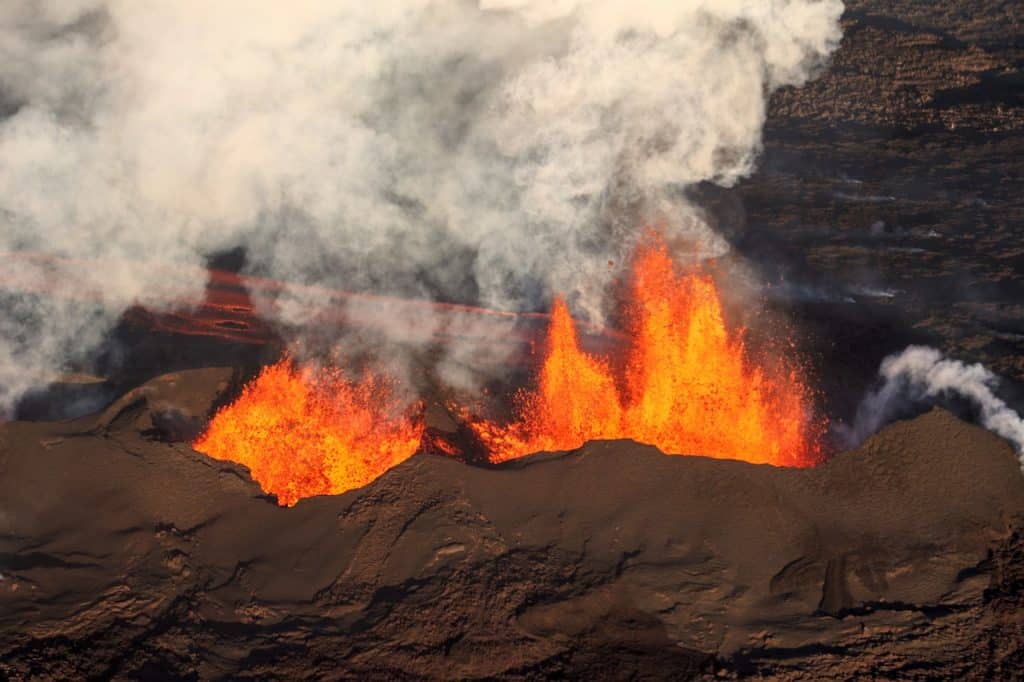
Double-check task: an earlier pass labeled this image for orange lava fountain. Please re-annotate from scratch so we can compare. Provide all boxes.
[469,237,822,467]
[194,358,423,506]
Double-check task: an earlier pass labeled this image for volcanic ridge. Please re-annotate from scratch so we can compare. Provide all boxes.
[1,368,1023,679]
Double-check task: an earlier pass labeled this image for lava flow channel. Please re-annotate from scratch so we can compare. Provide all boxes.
[468,237,823,467]
[193,358,423,506]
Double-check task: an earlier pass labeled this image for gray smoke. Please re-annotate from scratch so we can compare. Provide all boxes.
[0,0,844,414]
[841,345,1024,470]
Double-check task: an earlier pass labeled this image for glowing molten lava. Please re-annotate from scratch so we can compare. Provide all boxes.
[470,238,821,467]
[194,358,423,506]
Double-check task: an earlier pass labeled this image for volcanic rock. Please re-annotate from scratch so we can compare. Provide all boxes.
[1,398,1022,679]
[731,0,1024,419]
[93,367,238,442]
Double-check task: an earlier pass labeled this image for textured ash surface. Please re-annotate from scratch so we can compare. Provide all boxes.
[1,369,1023,680]
[726,0,1024,420]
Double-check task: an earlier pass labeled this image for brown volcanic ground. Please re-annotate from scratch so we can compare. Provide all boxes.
[1,369,1024,680]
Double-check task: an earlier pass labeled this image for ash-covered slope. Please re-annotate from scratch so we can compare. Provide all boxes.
[1,370,1023,680]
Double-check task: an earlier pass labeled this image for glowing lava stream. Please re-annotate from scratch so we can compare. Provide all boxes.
[193,359,423,506]
[468,237,822,467]
[194,237,820,506]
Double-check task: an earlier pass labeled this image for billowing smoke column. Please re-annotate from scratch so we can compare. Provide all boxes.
[0,0,844,414]
[843,346,1024,471]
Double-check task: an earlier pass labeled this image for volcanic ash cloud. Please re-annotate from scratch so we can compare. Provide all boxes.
[0,0,844,413]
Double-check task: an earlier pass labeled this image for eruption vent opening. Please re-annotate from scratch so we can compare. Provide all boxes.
[193,357,423,507]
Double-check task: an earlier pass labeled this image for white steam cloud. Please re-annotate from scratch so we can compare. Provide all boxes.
[842,346,1024,470]
[0,0,844,414]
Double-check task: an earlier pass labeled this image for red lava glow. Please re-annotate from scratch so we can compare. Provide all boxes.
[180,235,820,500]
[193,358,423,506]
[468,236,823,467]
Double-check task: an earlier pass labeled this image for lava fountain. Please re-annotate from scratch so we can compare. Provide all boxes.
[194,358,423,506]
[194,236,821,506]
[469,236,823,466]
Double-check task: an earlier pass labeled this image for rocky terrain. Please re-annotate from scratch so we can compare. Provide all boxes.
[731,0,1024,418]
[1,369,1023,679]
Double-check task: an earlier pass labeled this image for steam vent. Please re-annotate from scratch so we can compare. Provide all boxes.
[2,1,1023,679]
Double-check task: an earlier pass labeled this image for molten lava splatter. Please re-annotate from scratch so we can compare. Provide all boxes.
[470,238,821,467]
[194,358,423,506]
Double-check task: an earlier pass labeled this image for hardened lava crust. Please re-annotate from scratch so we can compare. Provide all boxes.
[0,369,1022,680]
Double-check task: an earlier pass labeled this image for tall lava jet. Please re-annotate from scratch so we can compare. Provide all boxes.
[469,235,821,466]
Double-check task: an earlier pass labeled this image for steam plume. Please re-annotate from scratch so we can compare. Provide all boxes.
[843,346,1024,470]
[0,0,844,414]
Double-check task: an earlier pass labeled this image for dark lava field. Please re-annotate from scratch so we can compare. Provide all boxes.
[733,0,1024,418]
